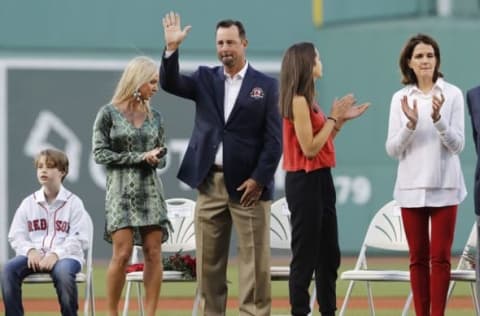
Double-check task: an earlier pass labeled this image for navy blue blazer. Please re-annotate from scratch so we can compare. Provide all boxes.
[160,50,282,202]
[467,85,480,215]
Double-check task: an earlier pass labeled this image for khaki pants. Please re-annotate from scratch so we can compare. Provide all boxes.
[195,171,271,316]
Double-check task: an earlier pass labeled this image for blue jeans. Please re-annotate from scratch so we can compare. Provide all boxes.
[1,255,81,316]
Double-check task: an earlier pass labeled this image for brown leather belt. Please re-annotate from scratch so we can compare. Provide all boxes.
[211,164,223,172]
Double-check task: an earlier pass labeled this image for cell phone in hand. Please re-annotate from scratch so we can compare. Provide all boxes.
[156,147,167,158]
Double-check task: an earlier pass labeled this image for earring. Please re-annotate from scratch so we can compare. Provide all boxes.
[133,89,142,101]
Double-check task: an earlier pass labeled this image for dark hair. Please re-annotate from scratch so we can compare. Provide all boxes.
[34,148,69,182]
[279,42,317,120]
[216,19,246,39]
[399,33,443,85]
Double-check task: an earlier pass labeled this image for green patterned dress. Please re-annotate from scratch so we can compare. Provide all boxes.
[92,103,171,245]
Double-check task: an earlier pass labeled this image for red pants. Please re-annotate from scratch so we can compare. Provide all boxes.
[401,205,457,316]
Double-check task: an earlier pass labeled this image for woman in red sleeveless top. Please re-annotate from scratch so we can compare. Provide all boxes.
[279,42,369,316]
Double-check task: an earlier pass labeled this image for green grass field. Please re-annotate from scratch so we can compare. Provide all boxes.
[0,256,477,315]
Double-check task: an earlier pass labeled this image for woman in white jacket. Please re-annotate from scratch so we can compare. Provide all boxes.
[386,34,467,316]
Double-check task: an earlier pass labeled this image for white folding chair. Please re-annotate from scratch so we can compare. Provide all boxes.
[122,198,199,316]
[449,223,479,313]
[270,197,315,316]
[339,200,410,316]
[23,210,96,316]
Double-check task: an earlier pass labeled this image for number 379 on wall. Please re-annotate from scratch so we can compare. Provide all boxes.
[334,175,371,205]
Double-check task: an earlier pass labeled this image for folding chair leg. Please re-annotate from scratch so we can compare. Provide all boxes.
[339,281,356,316]
[83,284,90,316]
[192,288,201,316]
[308,284,316,316]
[83,284,95,316]
[90,283,95,316]
[447,280,457,299]
[365,282,375,316]
[91,281,96,316]
[122,281,132,316]
[122,282,136,316]
[471,284,480,316]
[136,283,144,316]
[401,292,413,316]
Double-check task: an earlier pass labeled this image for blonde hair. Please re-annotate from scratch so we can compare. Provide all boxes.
[34,148,69,182]
[111,56,158,117]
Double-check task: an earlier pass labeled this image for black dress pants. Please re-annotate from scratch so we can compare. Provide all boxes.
[285,168,340,316]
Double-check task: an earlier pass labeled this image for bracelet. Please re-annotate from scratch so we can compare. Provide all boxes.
[327,116,337,123]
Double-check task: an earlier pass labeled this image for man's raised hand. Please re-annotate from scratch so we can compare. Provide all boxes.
[162,11,192,51]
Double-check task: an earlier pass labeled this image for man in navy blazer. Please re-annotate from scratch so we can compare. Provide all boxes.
[160,12,282,316]
[467,85,480,301]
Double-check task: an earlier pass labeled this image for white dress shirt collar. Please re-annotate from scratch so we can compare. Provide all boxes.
[223,61,249,80]
[407,77,445,96]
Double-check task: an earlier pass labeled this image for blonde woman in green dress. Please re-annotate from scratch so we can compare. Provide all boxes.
[92,56,171,316]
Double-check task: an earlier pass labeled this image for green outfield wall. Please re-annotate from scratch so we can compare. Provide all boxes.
[1,0,480,261]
